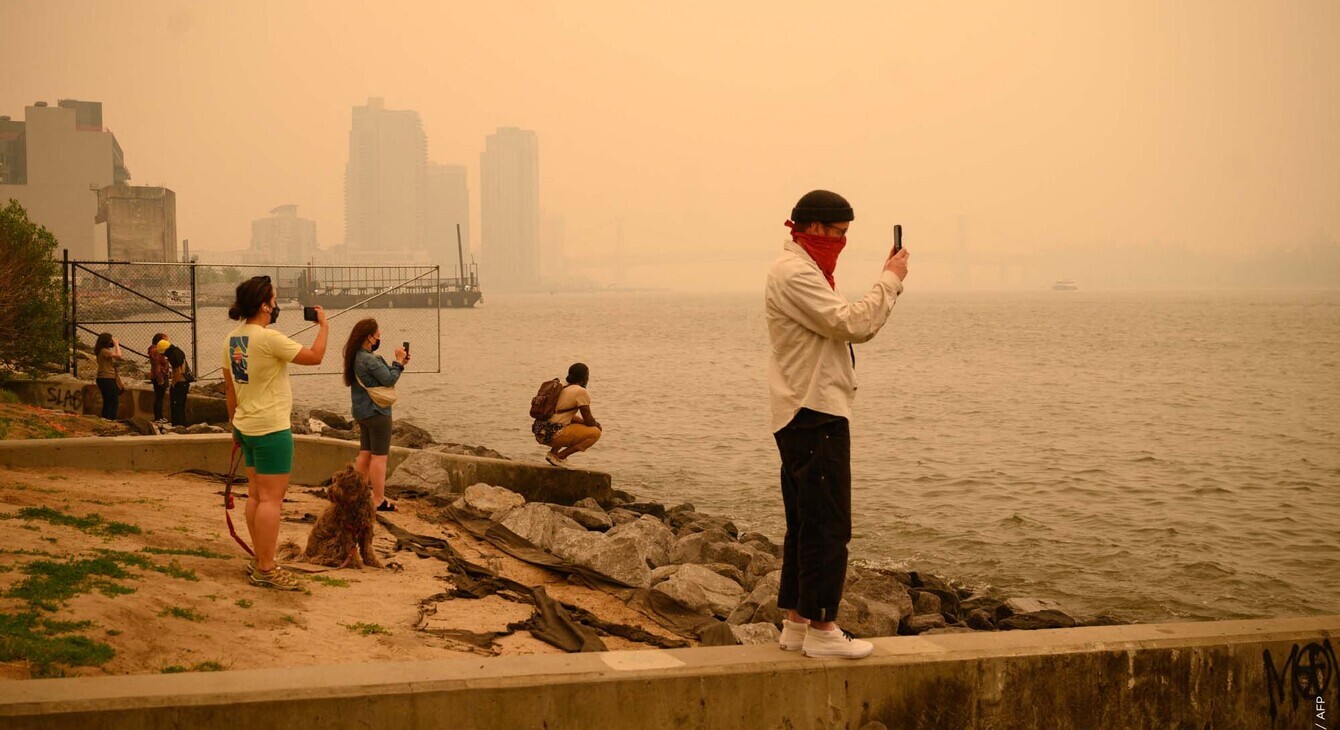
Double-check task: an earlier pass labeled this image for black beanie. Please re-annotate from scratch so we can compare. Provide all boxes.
[791,190,854,224]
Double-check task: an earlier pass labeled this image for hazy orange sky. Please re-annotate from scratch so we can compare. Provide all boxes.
[3,0,1337,289]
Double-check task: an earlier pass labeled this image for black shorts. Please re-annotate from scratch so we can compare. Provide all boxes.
[358,414,393,456]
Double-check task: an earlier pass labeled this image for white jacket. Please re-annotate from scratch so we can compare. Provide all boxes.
[765,240,903,433]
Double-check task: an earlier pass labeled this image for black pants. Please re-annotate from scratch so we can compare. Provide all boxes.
[775,408,852,623]
[169,382,189,426]
[152,382,168,421]
[96,378,119,420]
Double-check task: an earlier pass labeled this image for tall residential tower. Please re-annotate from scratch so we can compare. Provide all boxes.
[480,127,539,291]
[344,98,427,257]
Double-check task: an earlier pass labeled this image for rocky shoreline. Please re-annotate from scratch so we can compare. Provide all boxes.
[43,398,1122,642]
[383,446,1122,644]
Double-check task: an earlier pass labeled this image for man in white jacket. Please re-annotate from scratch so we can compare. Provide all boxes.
[764,189,909,659]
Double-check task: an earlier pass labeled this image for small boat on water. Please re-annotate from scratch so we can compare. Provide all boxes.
[1052,279,1078,291]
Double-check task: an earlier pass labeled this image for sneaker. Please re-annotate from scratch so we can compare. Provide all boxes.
[545,453,572,469]
[244,559,257,577]
[779,619,808,651]
[801,627,874,659]
[249,567,302,591]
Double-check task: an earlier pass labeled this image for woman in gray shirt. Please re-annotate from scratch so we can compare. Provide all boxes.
[343,318,408,511]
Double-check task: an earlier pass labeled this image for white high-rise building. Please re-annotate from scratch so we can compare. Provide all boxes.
[251,205,317,265]
[480,127,539,291]
[424,163,470,278]
[0,100,131,259]
[344,98,426,257]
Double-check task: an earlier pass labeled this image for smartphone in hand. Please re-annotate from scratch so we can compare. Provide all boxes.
[403,341,410,357]
[893,225,903,255]
[303,306,319,323]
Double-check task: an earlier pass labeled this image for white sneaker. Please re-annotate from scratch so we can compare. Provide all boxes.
[779,619,808,651]
[801,627,874,659]
[545,453,572,469]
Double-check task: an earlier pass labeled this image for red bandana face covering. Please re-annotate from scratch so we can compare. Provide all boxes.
[785,220,846,289]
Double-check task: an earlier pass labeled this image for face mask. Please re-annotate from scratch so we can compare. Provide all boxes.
[269,305,280,324]
[369,338,380,352]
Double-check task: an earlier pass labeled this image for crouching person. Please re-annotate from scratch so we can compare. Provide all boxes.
[541,362,601,469]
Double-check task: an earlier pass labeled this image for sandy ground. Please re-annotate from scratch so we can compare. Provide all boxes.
[0,465,684,680]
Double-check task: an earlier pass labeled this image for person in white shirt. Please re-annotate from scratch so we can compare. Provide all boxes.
[764,190,909,659]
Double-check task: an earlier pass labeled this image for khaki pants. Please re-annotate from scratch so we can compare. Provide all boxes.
[550,424,601,452]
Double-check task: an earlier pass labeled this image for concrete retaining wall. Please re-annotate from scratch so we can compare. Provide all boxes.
[0,434,611,502]
[1,377,227,425]
[1,616,1335,729]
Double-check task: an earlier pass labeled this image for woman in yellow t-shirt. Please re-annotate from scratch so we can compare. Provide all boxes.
[222,276,328,591]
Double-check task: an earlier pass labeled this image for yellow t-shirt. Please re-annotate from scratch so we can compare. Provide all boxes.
[548,385,591,427]
[222,324,302,436]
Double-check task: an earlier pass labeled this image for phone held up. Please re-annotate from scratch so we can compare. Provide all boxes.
[893,224,903,255]
[403,341,410,357]
[302,306,318,323]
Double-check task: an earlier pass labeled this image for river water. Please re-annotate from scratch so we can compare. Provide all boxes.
[202,289,1340,624]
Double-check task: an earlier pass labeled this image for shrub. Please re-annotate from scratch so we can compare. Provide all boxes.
[0,200,65,377]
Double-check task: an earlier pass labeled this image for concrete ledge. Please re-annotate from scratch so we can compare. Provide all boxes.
[0,434,612,502]
[1,616,1335,728]
[1,377,227,425]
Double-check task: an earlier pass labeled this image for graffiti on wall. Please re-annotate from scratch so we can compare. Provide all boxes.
[1264,638,1336,726]
[42,383,86,413]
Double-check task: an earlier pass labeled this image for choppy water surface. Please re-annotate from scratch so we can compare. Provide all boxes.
[273,289,1339,623]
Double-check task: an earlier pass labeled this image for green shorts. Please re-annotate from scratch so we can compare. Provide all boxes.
[233,428,294,475]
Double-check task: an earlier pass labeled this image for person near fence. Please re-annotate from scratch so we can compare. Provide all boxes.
[93,333,123,420]
[149,333,170,423]
[343,318,408,512]
[543,362,602,469]
[157,338,190,426]
[222,275,328,591]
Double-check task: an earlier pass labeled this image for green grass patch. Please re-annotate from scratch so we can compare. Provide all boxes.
[7,551,201,612]
[2,506,141,538]
[234,599,252,609]
[0,611,114,677]
[280,614,299,625]
[345,622,389,636]
[310,575,350,588]
[141,546,229,560]
[161,660,225,674]
[0,389,19,404]
[106,628,122,636]
[158,606,206,622]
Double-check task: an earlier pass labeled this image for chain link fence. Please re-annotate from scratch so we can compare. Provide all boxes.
[66,260,441,381]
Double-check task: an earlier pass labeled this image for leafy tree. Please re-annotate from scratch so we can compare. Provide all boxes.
[0,199,66,376]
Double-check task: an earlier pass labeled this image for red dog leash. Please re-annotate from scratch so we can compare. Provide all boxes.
[223,441,255,557]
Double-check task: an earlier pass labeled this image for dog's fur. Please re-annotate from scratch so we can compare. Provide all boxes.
[299,466,381,568]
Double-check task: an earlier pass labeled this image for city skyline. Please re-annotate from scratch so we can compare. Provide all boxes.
[0,2,1336,291]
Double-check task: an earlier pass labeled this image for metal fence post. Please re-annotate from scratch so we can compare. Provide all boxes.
[62,249,70,373]
[70,260,78,379]
[190,262,199,377]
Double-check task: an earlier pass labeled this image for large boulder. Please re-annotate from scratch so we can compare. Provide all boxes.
[671,512,739,539]
[607,508,640,526]
[701,562,746,587]
[838,594,904,638]
[309,408,352,431]
[669,527,733,565]
[912,590,942,616]
[391,420,436,449]
[545,504,614,532]
[739,531,783,559]
[703,541,758,572]
[497,503,585,552]
[999,609,1076,631]
[620,502,667,520]
[1004,597,1066,615]
[727,570,785,626]
[845,567,914,619]
[452,483,525,520]
[649,565,681,586]
[606,516,676,566]
[730,623,781,646]
[966,609,996,630]
[652,564,745,618]
[384,451,455,501]
[553,530,652,588]
[904,614,947,634]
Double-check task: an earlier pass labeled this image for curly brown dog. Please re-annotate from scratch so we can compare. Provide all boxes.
[298,466,381,568]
